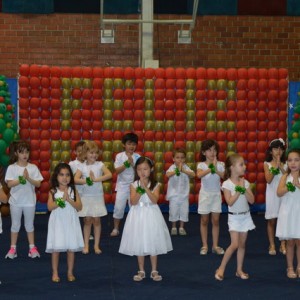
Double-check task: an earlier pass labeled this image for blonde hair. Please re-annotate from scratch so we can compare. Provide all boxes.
[224,153,243,180]
[80,141,100,161]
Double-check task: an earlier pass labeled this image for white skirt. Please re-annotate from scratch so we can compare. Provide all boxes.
[78,196,107,217]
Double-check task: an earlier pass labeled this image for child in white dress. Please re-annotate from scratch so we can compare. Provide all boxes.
[197,139,225,255]
[215,154,255,281]
[46,163,84,282]
[5,141,43,259]
[264,138,287,255]
[119,157,173,282]
[0,183,8,234]
[276,149,300,279]
[166,148,195,235]
[75,141,112,254]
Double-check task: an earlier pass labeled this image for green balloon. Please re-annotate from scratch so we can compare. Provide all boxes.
[0,103,6,114]
[3,128,15,143]
[0,153,9,166]
[292,121,300,132]
[0,119,6,133]
[290,138,300,150]
[0,139,7,153]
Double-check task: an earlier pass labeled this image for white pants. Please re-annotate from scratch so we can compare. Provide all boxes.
[169,198,189,222]
[113,189,130,219]
[10,205,36,233]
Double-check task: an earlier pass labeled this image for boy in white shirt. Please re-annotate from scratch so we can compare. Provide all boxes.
[166,148,195,235]
[110,133,140,236]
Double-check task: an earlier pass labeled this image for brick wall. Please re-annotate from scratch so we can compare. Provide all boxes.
[0,13,299,80]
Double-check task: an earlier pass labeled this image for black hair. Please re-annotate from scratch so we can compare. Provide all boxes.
[173,147,186,157]
[286,149,300,175]
[9,140,30,164]
[265,139,286,163]
[200,139,220,161]
[134,156,157,191]
[50,163,77,201]
[122,132,138,145]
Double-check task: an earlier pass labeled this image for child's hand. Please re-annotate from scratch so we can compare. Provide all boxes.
[140,177,147,188]
[178,163,183,171]
[213,157,218,166]
[127,154,133,164]
[239,178,245,187]
[23,168,29,179]
[63,190,69,202]
[89,171,95,181]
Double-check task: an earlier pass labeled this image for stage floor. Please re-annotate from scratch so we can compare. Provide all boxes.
[0,212,299,300]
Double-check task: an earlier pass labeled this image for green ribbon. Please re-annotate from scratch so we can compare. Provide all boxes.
[86,177,93,186]
[208,163,216,174]
[55,197,66,208]
[286,182,296,192]
[269,167,280,175]
[136,186,146,195]
[18,176,26,185]
[174,167,180,176]
[124,160,131,168]
[235,185,246,194]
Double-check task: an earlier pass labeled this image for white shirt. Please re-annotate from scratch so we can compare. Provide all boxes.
[77,161,104,197]
[197,161,224,192]
[114,152,140,191]
[166,164,193,201]
[222,179,250,213]
[5,163,43,207]
[69,159,84,195]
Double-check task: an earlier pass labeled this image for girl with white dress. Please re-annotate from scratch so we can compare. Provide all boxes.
[46,163,84,282]
[75,141,112,254]
[215,154,255,281]
[264,138,287,255]
[276,149,300,279]
[119,157,173,282]
[5,141,43,259]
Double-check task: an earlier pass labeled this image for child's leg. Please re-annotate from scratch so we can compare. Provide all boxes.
[296,239,300,276]
[179,221,185,229]
[9,205,23,247]
[133,256,146,281]
[111,190,129,235]
[150,255,162,281]
[216,231,239,277]
[286,239,296,269]
[200,214,209,249]
[67,251,75,278]
[267,218,276,253]
[51,252,60,280]
[236,232,248,275]
[93,217,102,254]
[83,217,93,253]
[23,206,39,254]
[137,256,145,271]
[211,212,221,249]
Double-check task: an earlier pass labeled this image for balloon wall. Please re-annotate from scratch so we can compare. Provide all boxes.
[18,65,288,206]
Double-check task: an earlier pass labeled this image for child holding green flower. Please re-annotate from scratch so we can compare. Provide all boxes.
[276,149,300,279]
[264,138,287,256]
[215,154,255,281]
[46,163,83,283]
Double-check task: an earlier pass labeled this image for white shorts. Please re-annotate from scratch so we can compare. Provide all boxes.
[113,188,130,219]
[198,189,222,214]
[168,198,189,222]
[228,213,256,232]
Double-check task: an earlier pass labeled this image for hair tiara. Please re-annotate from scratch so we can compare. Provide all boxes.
[269,138,285,146]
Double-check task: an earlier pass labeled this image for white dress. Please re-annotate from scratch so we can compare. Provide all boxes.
[46,188,84,253]
[77,161,107,218]
[264,162,286,219]
[119,181,173,256]
[222,179,255,232]
[276,174,300,240]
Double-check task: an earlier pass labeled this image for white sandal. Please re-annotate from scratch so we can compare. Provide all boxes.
[150,270,162,281]
[133,271,145,281]
[110,229,119,237]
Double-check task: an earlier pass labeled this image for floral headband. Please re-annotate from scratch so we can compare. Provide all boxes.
[269,138,285,146]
